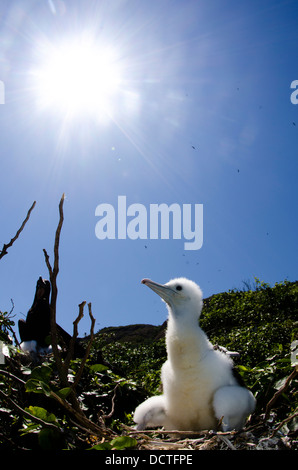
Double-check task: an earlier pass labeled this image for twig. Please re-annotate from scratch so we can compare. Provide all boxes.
[0,388,58,431]
[50,193,64,368]
[0,201,36,260]
[41,194,111,437]
[217,434,236,450]
[3,299,20,346]
[127,428,211,436]
[43,194,66,386]
[42,195,104,427]
[270,411,298,437]
[265,368,298,420]
[64,301,86,370]
[49,388,113,437]
[0,370,112,439]
[43,194,82,414]
[72,302,96,389]
[47,198,87,415]
[0,368,26,385]
[102,383,120,420]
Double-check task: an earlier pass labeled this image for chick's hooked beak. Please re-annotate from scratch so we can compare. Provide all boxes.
[141,278,177,304]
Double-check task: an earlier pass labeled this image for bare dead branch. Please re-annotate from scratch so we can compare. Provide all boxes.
[49,388,114,437]
[42,248,53,277]
[53,193,65,278]
[217,434,236,450]
[0,368,109,436]
[0,201,36,260]
[42,195,100,420]
[87,302,96,353]
[4,299,20,346]
[50,193,65,354]
[72,302,96,389]
[43,194,66,386]
[64,301,86,370]
[0,368,26,385]
[40,194,111,437]
[0,388,58,431]
[265,367,298,420]
[102,383,120,420]
[270,411,298,437]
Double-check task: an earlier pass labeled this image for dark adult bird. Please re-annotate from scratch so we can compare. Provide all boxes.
[19,276,84,357]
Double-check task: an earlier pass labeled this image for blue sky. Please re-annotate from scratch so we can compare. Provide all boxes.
[0,0,297,338]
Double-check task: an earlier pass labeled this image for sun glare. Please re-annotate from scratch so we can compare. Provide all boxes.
[32,37,122,119]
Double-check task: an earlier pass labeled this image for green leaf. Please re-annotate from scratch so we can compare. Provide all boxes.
[38,428,63,450]
[88,436,137,450]
[89,364,109,372]
[20,423,40,435]
[25,378,44,394]
[237,365,249,372]
[25,406,58,424]
[30,365,52,383]
[25,378,52,396]
[89,442,112,450]
[40,381,52,397]
[25,366,53,396]
[110,436,137,450]
[57,387,72,399]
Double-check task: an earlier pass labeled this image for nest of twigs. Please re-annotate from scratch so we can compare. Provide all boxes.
[121,415,298,450]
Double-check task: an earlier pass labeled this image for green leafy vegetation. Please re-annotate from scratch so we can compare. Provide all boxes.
[1,200,297,449]
[0,278,297,450]
[96,279,298,416]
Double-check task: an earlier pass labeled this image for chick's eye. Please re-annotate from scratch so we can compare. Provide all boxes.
[176,285,182,291]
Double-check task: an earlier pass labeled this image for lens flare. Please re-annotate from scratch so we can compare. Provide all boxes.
[32,36,123,120]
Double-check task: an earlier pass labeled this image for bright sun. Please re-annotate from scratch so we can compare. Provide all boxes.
[32,36,123,120]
